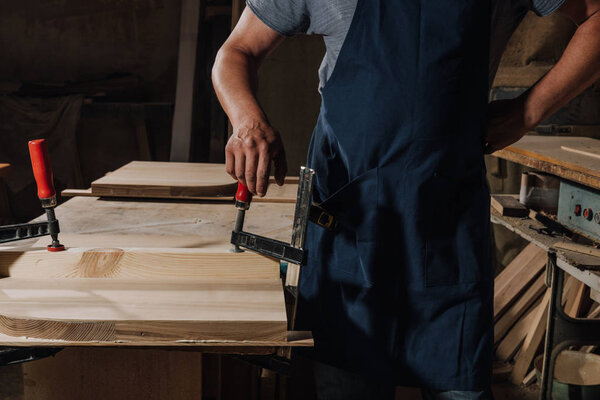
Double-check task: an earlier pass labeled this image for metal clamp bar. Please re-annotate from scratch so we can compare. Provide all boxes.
[0,221,50,244]
[231,231,306,265]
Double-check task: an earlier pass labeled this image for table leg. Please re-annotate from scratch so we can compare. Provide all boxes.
[540,254,600,400]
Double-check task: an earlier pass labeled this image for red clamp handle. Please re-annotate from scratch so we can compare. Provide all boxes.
[235,181,252,209]
[28,139,56,201]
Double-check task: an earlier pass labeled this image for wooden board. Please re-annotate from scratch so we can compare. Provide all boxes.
[0,196,307,348]
[562,142,600,161]
[0,247,279,280]
[0,277,287,343]
[63,181,299,203]
[511,289,551,384]
[493,136,600,190]
[91,161,238,197]
[494,273,545,343]
[491,194,528,217]
[495,298,541,363]
[494,243,546,321]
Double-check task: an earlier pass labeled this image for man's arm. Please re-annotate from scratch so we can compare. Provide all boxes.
[486,0,600,152]
[212,8,287,196]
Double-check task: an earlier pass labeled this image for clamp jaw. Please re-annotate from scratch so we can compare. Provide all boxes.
[0,139,64,251]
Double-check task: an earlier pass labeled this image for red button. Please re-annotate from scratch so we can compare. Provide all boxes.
[574,204,582,216]
[584,208,594,220]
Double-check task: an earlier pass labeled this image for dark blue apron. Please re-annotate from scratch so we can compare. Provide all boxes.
[296,0,494,391]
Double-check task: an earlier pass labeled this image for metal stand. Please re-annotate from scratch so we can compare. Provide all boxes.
[540,253,600,400]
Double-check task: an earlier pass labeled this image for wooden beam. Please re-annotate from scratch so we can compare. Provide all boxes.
[494,243,546,321]
[511,289,551,384]
[495,297,541,363]
[494,273,545,343]
[170,0,202,162]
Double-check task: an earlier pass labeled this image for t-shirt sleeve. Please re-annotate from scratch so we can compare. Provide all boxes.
[528,0,567,16]
[246,0,310,36]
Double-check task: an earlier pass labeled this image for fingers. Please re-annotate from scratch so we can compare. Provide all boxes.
[256,143,271,196]
[234,153,247,187]
[245,151,258,194]
[225,150,236,181]
[273,146,288,186]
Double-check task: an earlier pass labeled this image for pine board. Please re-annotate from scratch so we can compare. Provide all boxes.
[494,273,545,343]
[494,243,546,321]
[91,161,238,197]
[0,277,287,343]
[0,196,305,348]
[88,161,298,202]
[511,289,551,384]
[0,247,279,280]
[494,136,600,190]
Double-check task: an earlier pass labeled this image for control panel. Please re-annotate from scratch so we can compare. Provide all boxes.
[557,180,600,242]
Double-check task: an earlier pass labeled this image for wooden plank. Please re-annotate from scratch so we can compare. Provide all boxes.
[0,277,287,343]
[493,136,600,191]
[170,0,201,162]
[491,194,528,217]
[561,143,600,161]
[92,161,238,198]
[511,289,551,384]
[88,161,298,202]
[495,297,541,363]
[554,242,600,259]
[494,273,545,343]
[565,280,591,318]
[0,247,279,280]
[494,243,546,321]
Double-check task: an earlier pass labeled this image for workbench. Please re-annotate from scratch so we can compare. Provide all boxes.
[492,136,600,400]
[0,191,310,399]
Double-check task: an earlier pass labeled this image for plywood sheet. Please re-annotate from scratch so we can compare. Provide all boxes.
[493,136,600,190]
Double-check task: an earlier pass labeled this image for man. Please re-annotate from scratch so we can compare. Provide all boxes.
[212,0,600,398]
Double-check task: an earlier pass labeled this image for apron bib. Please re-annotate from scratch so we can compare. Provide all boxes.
[296,0,494,391]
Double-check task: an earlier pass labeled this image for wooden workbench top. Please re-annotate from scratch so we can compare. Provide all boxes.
[0,196,311,350]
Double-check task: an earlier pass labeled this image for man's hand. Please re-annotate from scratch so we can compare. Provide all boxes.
[226,120,287,196]
[485,97,531,154]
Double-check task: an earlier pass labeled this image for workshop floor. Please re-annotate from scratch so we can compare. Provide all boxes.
[0,363,539,400]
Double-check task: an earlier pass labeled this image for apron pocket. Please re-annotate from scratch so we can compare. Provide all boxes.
[419,169,485,287]
[317,167,380,287]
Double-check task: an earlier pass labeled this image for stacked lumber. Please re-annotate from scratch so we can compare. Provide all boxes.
[493,243,600,386]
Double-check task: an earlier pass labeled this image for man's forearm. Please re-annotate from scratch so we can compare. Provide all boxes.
[521,11,600,128]
[212,45,267,127]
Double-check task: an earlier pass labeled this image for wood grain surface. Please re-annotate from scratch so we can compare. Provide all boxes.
[0,277,287,343]
[91,161,238,197]
[0,196,303,348]
[494,136,600,190]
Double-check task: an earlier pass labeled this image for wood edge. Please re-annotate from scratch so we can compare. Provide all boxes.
[61,188,94,197]
[494,146,600,185]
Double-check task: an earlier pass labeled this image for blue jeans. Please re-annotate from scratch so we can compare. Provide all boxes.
[313,361,494,400]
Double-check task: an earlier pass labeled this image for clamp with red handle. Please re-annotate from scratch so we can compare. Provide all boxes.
[28,139,64,251]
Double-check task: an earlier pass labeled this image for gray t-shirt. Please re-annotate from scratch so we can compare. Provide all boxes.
[246,0,566,90]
